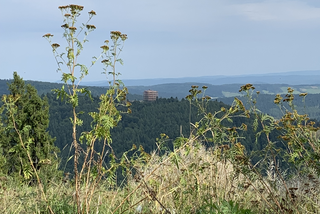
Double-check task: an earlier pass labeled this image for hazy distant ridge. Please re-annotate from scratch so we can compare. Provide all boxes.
[79,70,320,87]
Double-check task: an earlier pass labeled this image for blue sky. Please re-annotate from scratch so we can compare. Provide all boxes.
[1,0,320,82]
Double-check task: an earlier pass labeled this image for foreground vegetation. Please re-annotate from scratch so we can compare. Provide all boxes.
[1,140,319,213]
[1,4,320,214]
[1,78,320,213]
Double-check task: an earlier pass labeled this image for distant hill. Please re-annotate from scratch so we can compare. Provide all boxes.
[81,70,320,87]
[2,78,320,100]
[0,79,143,101]
[127,83,320,99]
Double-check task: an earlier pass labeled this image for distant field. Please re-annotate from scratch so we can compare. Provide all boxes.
[221,91,241,97]
[299,86,320,94]
[222,86,320,97]
[262,90,273,94]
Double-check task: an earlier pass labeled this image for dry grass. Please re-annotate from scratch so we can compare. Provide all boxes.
[1,139,320,213]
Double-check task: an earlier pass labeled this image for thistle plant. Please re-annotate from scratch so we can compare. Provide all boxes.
[43,4,129,213]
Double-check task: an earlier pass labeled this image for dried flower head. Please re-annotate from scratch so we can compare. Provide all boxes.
[111,31,121,36]
[88,10,96,15]
[69,4,84,11]
[287,87,294,93]
[120,34,128,41]
[61,24,69,29]
[104,40,109,44]
[299,93,307,97]
[185,94,193,100]
[43,33,53,38]
[100,45,109,51]
[274,94,282,104]
[205,95,211,100]
[239,83,255,92]
[69,26,77,31]
[202,85,208,90]
[64,13,71,17]
[58,5,69,10]
[86,24,96,30]
[110,31,122,41]
[101,59,109,63]
[51,43,60,49]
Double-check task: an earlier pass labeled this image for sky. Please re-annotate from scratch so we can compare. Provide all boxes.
[1,0,320,82]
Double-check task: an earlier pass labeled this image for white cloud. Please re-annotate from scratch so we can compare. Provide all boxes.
[232,0,320,22]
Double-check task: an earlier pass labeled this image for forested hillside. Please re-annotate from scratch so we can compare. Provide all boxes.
[46,93,276,171]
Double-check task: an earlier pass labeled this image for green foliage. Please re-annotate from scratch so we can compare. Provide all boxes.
[43,4,130,213]
[197,198,255,214]
[3,3,320,214]
[47,95,268,164]
[0,72,60,183]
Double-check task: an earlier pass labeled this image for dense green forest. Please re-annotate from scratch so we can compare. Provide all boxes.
[3,78,318,172]
[44,92,279,172]
[3,78,320,121]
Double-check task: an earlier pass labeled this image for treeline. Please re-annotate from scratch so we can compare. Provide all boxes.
[0,79,143,100]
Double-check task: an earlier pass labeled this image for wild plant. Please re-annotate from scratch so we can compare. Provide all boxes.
[43,4,129,213]
[1,4,320,214]
[122,84,320,213]
[1,94,54,213]
[238,84,320,213]
[106,86,255,213]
